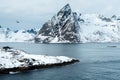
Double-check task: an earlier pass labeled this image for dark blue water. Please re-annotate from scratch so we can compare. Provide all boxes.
[0,43,120,80]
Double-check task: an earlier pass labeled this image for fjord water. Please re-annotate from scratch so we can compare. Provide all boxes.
[0,43,120,80]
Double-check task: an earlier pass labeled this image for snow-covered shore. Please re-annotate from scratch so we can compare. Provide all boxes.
[0,47,79,74]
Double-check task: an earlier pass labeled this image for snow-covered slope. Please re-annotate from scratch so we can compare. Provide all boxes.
[35,4,120,43]
[79,14,120,43]
[0,47,79,73]
[0,27,37,42]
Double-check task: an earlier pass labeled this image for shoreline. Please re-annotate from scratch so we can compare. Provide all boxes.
[0,59,79,74]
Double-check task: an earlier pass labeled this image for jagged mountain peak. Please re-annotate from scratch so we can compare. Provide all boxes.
[59,4,71,12]
[35,4,80,43]
[57,4,71,18]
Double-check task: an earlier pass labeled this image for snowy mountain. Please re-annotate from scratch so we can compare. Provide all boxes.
[0,27,37,42]
[1,4,120,43]
[35,4,120,43]
[35,4,81,43]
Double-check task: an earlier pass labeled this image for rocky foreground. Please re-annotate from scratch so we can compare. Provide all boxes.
[0,47,79,74]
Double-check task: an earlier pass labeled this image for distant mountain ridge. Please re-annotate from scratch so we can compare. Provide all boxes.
[0,27,37,42]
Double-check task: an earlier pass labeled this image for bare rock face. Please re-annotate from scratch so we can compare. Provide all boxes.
[35,4,81,43]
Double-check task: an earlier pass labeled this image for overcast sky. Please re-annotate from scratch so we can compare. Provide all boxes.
[0,0,120,30]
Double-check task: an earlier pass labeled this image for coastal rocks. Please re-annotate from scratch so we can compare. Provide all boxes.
[0,47,79,74]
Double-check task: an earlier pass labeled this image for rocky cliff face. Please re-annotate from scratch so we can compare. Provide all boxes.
[35,4,81,43]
